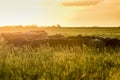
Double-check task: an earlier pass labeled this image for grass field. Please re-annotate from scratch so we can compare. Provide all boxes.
[0,27,120,80]
[1,27,120,38]
[42,27,120,38]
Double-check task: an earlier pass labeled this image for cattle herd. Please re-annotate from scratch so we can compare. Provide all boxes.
[0,30,120,49]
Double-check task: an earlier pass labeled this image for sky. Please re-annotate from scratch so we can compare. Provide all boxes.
[0,0,120,27]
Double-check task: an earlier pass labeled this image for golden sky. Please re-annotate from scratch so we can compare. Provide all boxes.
[0,0,120,27]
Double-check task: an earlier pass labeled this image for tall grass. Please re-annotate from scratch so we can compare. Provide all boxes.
[0,40,120,80]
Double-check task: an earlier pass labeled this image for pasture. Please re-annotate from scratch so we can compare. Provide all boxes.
[0,27,120,80]
[1,27,120,38]
[42,27,120,38]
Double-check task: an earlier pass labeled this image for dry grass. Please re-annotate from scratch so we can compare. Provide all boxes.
[0,27,120,80]
[0,42,120,80]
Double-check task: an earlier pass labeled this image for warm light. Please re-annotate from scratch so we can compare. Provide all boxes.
[0,0,119,27]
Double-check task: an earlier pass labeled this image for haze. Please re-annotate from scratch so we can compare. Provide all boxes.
[0,0,120,27]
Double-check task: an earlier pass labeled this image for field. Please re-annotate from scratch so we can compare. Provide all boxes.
[1,27,120,38]
[0,27,120,80]
[42,27,120,38]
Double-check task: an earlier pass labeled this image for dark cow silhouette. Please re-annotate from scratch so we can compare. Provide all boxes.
[88,38,105,51]
[1,30,120,49]
[103,38,120,49]
[48,34,65,39]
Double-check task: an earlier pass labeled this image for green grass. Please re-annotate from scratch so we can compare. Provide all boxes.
[1,27,120,38]
[41,27,120,38]
[0,27,120,80]
[0,43,120,80]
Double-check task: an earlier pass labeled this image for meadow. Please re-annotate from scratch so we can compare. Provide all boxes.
[41,27,120,38]
[1,27,120,38]
[0,27,120,80]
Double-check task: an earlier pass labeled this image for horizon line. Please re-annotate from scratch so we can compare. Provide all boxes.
[0,24,120,27]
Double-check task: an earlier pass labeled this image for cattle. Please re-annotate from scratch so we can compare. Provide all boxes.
[1,30,48,41]
[88,38,105,49]
[1,30,49,47]
[103,38,120,49]
[1,32,25,40]
[48,34,65,39]
[1,31,120,50]
[48,39,83,48]
[66,36,78,39]
[29,30,48,40]
[7,38,27,46]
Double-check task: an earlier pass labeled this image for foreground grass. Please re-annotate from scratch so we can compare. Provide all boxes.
[0,44,120,80]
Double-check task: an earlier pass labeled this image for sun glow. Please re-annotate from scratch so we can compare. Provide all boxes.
[0,0,64,26]
[0,0,120,27]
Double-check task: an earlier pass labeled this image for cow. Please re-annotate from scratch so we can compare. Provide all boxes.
[89,38,105,49]
[48,34,65,39]
[103,38,120,49]
[1,31,120,50]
